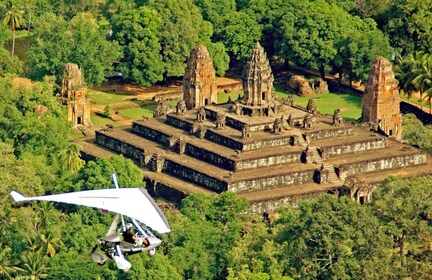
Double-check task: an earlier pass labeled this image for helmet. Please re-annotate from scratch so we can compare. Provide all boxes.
[126,223,133,229]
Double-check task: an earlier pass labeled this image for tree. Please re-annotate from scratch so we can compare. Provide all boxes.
[206,41,230,77]
[57,143,85,174]
[193,0,236,38]
[28,13,121,86]
[402,113,432,152]
[0,76,71,158]
[148,0,213,78]
[384,0,432,55]
[0,24,22,76]
[2,0,23,56]
[277,0,347,78]
[111,6,164,85]
[20,251,48,279]
[0,245,24,279]
[71,155,144,192]
[372,176,432,278]
[332,18,392,85]
[276,195,393,279]
[220,11,262,63]
[411,53,432,113]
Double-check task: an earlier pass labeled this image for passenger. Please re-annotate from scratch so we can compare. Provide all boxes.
[122,223,149,246]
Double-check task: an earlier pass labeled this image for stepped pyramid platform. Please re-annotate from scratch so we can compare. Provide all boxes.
[77,47,432,212]
[78,102,432,212]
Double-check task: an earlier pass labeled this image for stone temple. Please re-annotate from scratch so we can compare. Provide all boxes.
[79,45,432,212]
[61,63,91,128]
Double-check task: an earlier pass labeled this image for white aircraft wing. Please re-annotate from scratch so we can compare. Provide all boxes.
[10,188,170,234]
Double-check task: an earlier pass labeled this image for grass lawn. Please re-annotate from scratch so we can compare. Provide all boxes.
[400,93,431,109]
[218,90,243,103]
[118,106,157,120]
[276,85,362,121]
[88,89,128,104]
[91,113,122,129]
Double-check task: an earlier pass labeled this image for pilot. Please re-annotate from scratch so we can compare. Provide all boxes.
[122,223,149,246]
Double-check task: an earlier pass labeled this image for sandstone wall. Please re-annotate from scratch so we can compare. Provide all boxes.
[320,138,387,160]
[164,160,228,192]
[185,144,236,171]
[165,114,194,131]
[95,131,144,165]
[248,192,322,213]
[236,152,302,170]
[336,153,427,178]
[229,169,316,193]
[132,122,170,145]
[307,127,353,141]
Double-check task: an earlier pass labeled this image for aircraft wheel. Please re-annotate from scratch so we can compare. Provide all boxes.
[148,248,157,256]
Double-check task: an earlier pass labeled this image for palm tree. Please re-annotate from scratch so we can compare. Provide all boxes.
[2,0,23,56]
[0,245,25,279]
[57,143,85,173]
[411,53,432,113]
[36,231,64,257]
[20,251,48,279]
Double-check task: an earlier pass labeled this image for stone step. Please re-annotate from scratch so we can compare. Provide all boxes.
[128,120,307,171]
[327,140,427,178]
[238,182,337,213]
[75,137,119,160]
[143,169,214,204]
[312,127,387,160]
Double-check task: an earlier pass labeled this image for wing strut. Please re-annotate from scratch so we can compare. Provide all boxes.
[112,174,126,231]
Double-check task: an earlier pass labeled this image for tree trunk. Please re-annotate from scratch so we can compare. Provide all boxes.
[420,90,423,110]
[338,71,342,85]
[284,59,290,70]
[429,97,431,114]
[319,65,325,79]
[12,29,16,56]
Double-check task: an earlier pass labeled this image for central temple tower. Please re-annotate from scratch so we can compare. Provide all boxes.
[239,42,276,116]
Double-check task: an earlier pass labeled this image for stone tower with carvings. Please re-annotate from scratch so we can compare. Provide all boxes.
[182,45,217,110]
[240,42,276,116]
[61,63,91,128]
[362,56,402,139]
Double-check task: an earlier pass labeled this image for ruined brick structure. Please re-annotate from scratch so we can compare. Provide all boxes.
[61,63,91,128]
[79,46,432,213]
[362,56,402,139]
[183,45,217,110]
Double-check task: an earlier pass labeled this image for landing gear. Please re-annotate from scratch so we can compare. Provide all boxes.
[148,248,157,256]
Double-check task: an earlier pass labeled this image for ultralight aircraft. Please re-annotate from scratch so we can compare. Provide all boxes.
[10,174,170,271]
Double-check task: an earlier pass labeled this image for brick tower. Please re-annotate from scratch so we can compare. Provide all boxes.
[362,56,402,139]
[61,63,91,128]
[182,45,217,110]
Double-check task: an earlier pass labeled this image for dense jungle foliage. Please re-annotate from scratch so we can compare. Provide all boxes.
[1,0,432,279]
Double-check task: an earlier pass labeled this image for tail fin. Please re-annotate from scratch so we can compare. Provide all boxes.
[10,191,28,202]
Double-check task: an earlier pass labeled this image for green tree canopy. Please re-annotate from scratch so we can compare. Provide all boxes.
[384,0,432,55]
[111,6,164,85]
[28,13,121,86]
[276,195,393,279]
[220,11,262,63]
[148,0,213,77]
[372,176,432,278]
[0,76,70,158]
